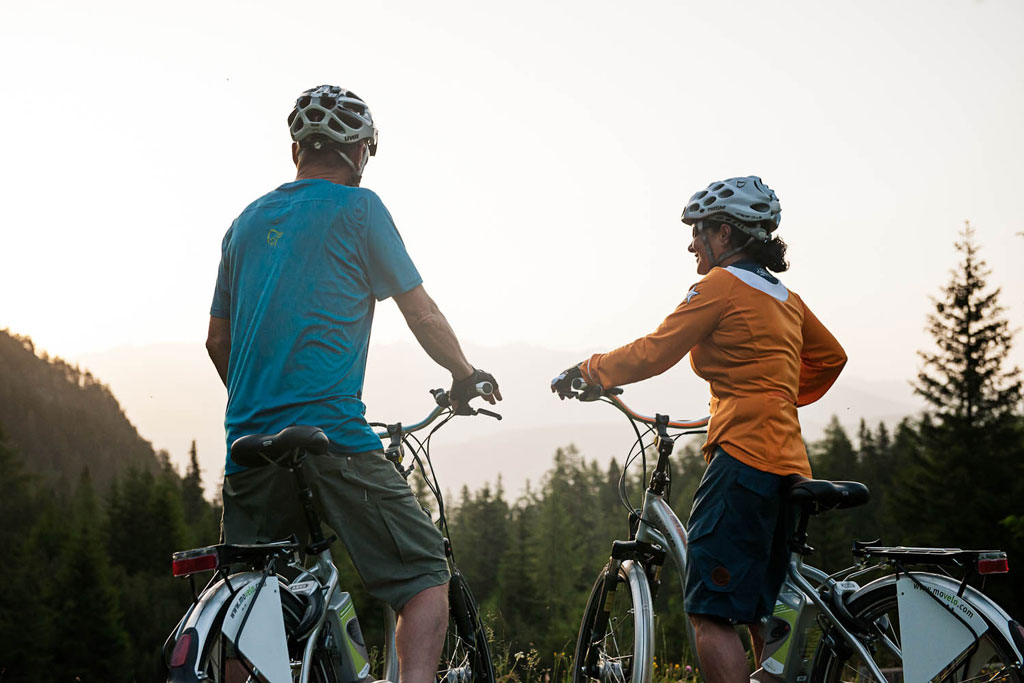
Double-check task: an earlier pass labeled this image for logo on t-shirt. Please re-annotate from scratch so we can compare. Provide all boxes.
[267,229,283,246]
[684,287,699,304]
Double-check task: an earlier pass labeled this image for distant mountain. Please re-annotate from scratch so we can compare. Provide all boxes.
[72,339,923,497]
[0,330,160,492]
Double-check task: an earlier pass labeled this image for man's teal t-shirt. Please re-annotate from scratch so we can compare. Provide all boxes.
[211,179,422,475]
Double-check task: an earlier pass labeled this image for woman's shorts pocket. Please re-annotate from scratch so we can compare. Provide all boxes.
[687,498,725,543]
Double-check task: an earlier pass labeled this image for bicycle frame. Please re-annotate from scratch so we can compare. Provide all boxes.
[574,385,1024,682]
[373,388,500,683]
[635,475,1024,681]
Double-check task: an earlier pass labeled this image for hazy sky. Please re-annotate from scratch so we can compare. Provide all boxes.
[4,0,1024,387]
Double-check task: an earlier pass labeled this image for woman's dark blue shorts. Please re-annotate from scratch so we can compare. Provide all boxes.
[683,446,790,624]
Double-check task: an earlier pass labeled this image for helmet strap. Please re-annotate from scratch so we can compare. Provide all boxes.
[699,222,755,268]
[333,147,368,186]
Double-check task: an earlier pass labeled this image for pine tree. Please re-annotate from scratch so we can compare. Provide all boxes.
[916,222,1022,427]
[895,223,1024,607]
[807,417,859,570]
[52,469,130,681]
[0,428,53,678]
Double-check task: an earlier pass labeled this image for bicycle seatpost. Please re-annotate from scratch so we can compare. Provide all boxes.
[289,453,334,555]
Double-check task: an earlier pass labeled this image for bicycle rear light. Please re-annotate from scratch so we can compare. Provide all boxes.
[169,629,197,667]
[977,552,1009,575]
[1010,620,1024,658]
[172,546,219,576]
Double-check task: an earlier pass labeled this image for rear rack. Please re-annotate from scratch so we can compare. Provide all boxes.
[172,538,300,576]
[853,542,1009,575]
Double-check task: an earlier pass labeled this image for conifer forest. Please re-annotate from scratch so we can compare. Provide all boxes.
[1,225,1022,681]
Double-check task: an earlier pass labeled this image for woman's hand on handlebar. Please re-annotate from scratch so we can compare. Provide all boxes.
[449,368,501,414]
[550,365,605,401]
[551,364,584,399]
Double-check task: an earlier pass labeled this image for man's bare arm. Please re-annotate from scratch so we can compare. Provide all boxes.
[206,315,231,387]
[394,285,475,380]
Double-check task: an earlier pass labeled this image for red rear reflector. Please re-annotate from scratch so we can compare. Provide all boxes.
[978,553,1009,575]
[170,632,193,667]
[172,551,218,576]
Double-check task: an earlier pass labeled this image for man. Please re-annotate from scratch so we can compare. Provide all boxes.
[206,84,500,683]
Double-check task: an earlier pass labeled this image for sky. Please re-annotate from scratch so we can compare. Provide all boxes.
[3,0,1024,418]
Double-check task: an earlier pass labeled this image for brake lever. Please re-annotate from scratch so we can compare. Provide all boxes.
[430,388,451,408]
[476,408,502,421]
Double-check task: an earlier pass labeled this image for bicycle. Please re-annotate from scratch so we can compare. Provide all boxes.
[164,386,499,683]
[565,380,1024,683]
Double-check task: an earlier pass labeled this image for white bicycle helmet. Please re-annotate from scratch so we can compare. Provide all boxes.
[681,176,781,242]
[287,85,378,157]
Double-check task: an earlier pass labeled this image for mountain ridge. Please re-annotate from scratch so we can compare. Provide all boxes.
[70,339,923,497]
[0,329,161,493]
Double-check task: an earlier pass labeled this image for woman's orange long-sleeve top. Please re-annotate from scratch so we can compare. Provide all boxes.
[579,265,846,477]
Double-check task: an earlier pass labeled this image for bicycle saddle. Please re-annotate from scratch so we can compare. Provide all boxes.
[231,425,330,468]
[786,476,869,514]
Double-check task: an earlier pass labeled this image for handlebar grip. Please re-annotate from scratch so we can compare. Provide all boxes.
[570,377,588,391]
[475,381,494,396]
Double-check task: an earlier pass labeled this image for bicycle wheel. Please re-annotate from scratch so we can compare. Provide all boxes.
[812,582,1022,682]
[572,560,654,683]
[440,571,495,683]
[379,572,494,683]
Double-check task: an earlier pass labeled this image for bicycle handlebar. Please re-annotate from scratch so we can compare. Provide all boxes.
[570,378,710,430]
[375,385,500,440]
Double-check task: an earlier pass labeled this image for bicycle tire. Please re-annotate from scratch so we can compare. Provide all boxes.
[571,560,654,683]
[811,581,1022,682]
[438,570,495,683]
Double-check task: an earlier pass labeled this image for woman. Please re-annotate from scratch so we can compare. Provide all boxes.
[552,176,846,682]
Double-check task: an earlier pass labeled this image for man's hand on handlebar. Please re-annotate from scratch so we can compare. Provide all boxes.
[449,368,501,415]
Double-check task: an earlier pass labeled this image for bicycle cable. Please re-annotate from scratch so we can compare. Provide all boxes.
[615,405,657,523]
[413,410,458,556]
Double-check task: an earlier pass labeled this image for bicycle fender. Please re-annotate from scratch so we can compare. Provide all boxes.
[849,572,1024,665]
[168,573,248,682]
[167,572,290,683]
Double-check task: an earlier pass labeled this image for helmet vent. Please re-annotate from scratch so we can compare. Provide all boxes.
[298,96,311,108]
[702,196,717,207]
[327,118,344,133]
[338,111,364,128]
[687,203,700,213]
[712,183,725,191]
[719,189,734,198]
[695,191,708,200]
[307,109,325,123]
[320,96,336,109]
[750,202,770,212]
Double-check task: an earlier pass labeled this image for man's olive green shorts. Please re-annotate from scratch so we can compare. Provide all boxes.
[222,449,449,612]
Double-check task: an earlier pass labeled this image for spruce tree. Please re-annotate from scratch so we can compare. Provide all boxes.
[807,417,859,570]
[916,222,1021,427]
[0,428,53,677]
[898,224,1023,552]
[52,469,130,681]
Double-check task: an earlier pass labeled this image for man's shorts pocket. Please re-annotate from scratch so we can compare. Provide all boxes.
[377,492,444,565]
